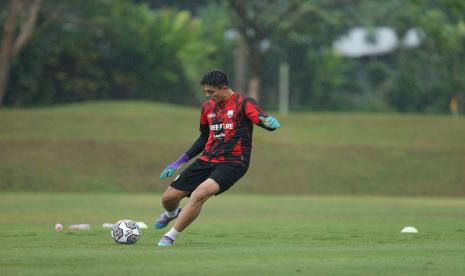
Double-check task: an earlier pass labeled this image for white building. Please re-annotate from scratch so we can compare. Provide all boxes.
[333,27,422,58]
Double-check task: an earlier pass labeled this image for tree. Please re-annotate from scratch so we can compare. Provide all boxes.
[0,0,41,106]
[226,0,303,100]
[226,0,361,101]
[372,0,465,112]
[4,0,224,106]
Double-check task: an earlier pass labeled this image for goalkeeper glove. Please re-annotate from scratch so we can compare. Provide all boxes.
[259,116,280,129]
[160,153,190,180]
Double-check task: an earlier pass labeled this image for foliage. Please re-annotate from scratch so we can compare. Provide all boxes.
[259,0,465,113]
[4,0,224,106]
[348,0,465,112]
[1,0,464,112]
[389,0,465,112]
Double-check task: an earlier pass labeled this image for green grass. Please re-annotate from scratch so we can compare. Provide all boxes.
[1,193,465,275]
[1,101,465,196]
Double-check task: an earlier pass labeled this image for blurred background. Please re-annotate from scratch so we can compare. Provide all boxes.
[2,0,465,112]
[1,0,464,196]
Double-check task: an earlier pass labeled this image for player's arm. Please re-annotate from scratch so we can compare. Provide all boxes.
[159,124,209,180]
[160,106,210,180]
[186,123,209,157]
[244,97,280,131]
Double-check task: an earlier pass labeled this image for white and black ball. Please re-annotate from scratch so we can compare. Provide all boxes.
[111,219,141,244]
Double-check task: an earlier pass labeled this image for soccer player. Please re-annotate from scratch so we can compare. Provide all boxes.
[155,70,280,247]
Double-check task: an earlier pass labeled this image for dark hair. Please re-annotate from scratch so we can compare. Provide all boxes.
[200,70,229,88]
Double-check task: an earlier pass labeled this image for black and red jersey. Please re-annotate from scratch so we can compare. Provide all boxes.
[194,93,273,168]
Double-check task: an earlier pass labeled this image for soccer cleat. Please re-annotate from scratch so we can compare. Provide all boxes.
[154,208,181,229]
[157,236,174,247]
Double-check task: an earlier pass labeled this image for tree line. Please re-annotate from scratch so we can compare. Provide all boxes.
[1,0,464,113]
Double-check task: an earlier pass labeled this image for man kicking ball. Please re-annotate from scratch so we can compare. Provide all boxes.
[155,70,280,247]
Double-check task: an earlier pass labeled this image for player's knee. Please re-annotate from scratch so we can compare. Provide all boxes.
[190,188,213,205]
[162,190,181,206]
[161,195,172,206]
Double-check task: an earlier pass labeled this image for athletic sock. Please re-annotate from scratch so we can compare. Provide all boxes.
[164,227,180,240]
[166,208,179,218]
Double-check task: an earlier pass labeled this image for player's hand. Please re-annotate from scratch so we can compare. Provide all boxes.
[160,153,190,180]
[259,116,280,129]
[160,165,178,180]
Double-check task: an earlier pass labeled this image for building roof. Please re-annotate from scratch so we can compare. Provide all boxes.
[333,27,422,57]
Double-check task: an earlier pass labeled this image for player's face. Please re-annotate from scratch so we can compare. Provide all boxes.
[202,85,228,102]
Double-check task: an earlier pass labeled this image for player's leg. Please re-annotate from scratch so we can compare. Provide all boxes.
[174,178,220,231]
[157,179,219,246]
[154,187,188,229]
[157,162,247,247]
[155,159,212,230]
[162,186,188,212]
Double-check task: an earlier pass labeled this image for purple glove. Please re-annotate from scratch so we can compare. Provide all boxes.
[160,153,190,180]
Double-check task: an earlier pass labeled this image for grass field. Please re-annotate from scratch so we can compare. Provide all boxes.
[1,102,464,274]
[1,101,465,196]
[1,193,465,275]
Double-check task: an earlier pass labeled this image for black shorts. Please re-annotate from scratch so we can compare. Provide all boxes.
[170,159,248,195]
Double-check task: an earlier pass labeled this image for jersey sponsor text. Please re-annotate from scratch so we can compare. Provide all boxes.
[210,123,234,131]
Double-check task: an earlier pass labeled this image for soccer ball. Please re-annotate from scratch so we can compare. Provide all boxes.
[111,219,141,244]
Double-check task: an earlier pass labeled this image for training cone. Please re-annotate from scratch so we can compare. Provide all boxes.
[401,226,418,233]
